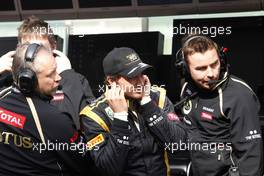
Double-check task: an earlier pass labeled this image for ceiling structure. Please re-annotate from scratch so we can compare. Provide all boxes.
[0,0,263,21]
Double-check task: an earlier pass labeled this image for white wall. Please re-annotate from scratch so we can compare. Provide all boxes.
[0,18,145,54]
[68,17,145,35]
[0,20,68,52]
[0,22,21,37]
[148,17,173,55]
[0,11,263,55]
[63,17,146,54]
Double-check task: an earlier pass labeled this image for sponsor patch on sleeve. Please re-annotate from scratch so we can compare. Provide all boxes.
[167,112,180,121]
[87,134,104,150]
[70,131,79,143]
[0,107,26,129]
[245,130,262,140]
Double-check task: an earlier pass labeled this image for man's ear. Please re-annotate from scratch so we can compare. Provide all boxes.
[106,76,113,85]
[51,42,57,50]
[106,75,120,85]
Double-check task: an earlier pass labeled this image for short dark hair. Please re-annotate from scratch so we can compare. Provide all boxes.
[182,35,218,63]
[17,15,57,50]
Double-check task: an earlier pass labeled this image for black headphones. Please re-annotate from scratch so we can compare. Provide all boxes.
[17,43,41,94]
[175,35,228,79]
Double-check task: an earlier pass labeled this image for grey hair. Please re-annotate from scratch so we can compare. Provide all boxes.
[12,42,52,83]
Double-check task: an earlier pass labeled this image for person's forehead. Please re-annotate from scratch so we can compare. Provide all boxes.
[188,49,218,64]
[35,49,54,68]
[117,76,132,83]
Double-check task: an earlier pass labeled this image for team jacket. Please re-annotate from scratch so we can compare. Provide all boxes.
[80,87,187,176]
[0,72,12,92]
[180,75,263,176]
[0,69,95,131]
[0,88,91,176]
[51,69,95,130]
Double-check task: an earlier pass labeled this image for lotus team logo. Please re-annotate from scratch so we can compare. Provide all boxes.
[183,100,192,115]
[126,53,139,62]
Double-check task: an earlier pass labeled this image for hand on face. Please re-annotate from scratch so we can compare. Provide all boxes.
[141,75,151,99]
[0,51,15,74]
[105,82,128,113]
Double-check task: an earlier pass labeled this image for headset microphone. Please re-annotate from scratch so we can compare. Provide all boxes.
[174,91,198,109]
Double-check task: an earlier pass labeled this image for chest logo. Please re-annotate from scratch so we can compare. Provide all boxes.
[183,100,192,115]
[202,106,214,112]
[105,107,114,120]
[201,112,213,120]
[167,113,180,121]
[0,108,26,129]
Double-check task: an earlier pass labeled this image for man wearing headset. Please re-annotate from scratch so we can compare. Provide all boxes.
[176,34,263,175]
[0,15,95,131]
[19,16,95,131]
[18,16,98,175]
[0,43,87,175]
[0,16,97,175]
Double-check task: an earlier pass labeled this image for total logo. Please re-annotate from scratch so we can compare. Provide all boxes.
[245,130,261,141]
[0,108,26,129]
